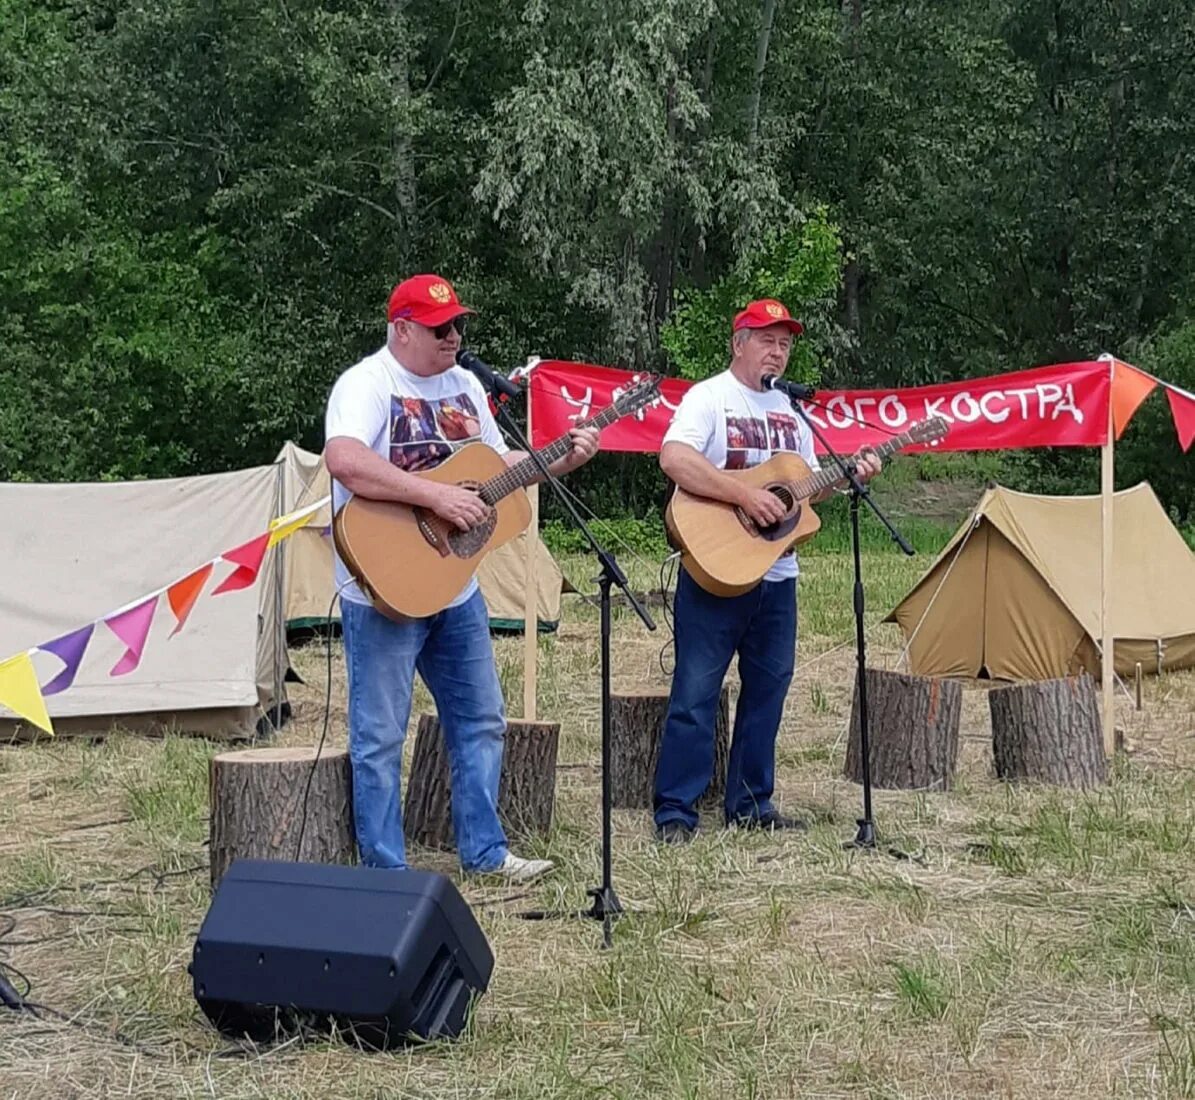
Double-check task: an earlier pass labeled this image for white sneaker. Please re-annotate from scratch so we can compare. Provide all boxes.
[484,852,555,883]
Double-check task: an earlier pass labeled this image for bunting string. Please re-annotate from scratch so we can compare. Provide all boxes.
[0,495,329,737]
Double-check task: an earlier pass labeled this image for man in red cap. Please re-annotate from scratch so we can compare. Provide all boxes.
[324,274,599,881]
[653,298,881,844]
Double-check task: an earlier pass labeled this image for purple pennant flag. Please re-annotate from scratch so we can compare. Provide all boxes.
[37,623,96,696]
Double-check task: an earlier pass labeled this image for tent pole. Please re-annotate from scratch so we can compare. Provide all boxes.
[273,460,286,734]
[522,390,539,722]
[1099,353,1115,759]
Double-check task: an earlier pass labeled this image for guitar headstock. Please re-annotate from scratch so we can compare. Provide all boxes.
[610,374,663,419]
[908,416,950,446]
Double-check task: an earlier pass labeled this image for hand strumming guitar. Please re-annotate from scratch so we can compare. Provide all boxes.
[738,486,790,528]
[431,483,490,531]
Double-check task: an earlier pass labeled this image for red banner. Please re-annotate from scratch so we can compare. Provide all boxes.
[527,360,1111,453]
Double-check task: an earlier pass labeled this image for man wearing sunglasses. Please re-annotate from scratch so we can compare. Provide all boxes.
[324,273,600,882]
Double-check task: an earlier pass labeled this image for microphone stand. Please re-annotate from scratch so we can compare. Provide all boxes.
[780,392,914,855]
[476,374,656,949]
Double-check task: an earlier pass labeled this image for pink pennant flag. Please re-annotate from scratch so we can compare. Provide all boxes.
[105,596,159,677]
[212,533,271,596]
[1166,385,1195,453]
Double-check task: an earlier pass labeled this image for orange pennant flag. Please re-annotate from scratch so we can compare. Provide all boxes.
[167,562,214,636]
[1110,359,1158,440]
[212,533,271,596]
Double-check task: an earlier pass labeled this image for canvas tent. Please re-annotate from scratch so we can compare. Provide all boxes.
[0,466,287,738]
[885,483,1195,681]
[275,443,570,632]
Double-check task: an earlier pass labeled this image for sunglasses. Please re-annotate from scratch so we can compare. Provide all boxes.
[428,316,467,340]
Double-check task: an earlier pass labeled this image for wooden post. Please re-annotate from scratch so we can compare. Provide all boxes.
[403,714,560,850]
[844,668,962,790]
[522,372,539,722]
[208,747,355,890]
[989,674,1107,788]
[609,686,731,810]
[1135,662,1143,711]
[1099,353,1116,758]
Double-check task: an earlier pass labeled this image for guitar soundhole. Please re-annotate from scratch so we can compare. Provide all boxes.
[446,508,497,558]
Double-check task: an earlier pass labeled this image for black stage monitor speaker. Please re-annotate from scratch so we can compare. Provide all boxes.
[190,860,494,1048]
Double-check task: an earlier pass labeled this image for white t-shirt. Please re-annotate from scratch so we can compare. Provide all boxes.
[324,345,509,608]
[663,370,820,582]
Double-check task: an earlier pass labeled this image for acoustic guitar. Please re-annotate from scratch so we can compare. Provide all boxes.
[664,417,949,597]
[334,377,661,619]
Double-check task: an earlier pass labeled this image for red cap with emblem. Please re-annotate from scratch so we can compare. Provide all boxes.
[387,274,476,326]
[732,298,804,336]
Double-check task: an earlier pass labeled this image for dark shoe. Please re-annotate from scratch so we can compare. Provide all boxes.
[731,811,809,833]
[655,821,696,845]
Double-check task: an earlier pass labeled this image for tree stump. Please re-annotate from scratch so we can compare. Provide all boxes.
[844,668,962,790]
[989,674,1107,788]
[208,747,355,890]
[403,716,559,851]
[609,686,731,810]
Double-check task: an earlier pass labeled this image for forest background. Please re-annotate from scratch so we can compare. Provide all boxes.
[3,0,1193,537]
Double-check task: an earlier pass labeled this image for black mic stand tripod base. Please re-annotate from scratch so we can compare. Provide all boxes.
[781,395,915,862]
[483,381,655,949]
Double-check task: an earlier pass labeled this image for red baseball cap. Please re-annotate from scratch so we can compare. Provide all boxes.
[732,298,804,336]
[387,274,475,326]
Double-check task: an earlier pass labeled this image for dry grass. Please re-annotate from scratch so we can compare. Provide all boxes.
[1,546,1194,1099]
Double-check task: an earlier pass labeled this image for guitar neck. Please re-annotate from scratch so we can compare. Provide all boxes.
[478,404,623,504]
[791,429,921,498]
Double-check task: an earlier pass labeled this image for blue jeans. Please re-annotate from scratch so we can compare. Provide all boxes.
[341,592,508,873]
[653,568,797,830]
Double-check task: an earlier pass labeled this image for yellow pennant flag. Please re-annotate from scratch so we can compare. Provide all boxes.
[0,652,54,736]
[267,497,330,549]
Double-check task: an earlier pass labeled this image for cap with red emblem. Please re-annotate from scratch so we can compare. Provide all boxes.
[386,274,475,326]
[732,298,804,336]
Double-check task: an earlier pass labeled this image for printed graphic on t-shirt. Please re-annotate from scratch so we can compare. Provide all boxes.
[724,411,801,470]
[725,414,767,470]
[766,411,799,452]
[389,392,482,472]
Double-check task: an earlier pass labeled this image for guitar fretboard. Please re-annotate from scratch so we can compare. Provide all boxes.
[477,402,629,505]
[787,428,924,499]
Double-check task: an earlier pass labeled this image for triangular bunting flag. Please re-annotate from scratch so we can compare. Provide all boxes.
[1166,385,1195,453]
[105,596,159,677]
[212,532,271,595]
[1110,360,1158,439]
[0,652,54,735]
[37,623,95,696]
[267,498,328,548]
[167,563,213,637]
[267,514,310,548]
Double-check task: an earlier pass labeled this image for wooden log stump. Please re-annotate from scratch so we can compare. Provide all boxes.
[989,674,1107,788]
[844,668,962,790]
[403,716,559,851]
[208,747,355,890]
[609,686,731,810]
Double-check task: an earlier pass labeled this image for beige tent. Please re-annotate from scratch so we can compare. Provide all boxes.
[0,466,287,738]
[885,483,1195,681]
[275,443,569,632]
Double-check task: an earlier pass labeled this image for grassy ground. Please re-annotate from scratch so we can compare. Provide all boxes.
[1,536,1193,1099]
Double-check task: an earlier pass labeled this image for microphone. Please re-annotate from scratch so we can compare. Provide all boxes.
[761,374,816,401]
[456,350,523,401]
